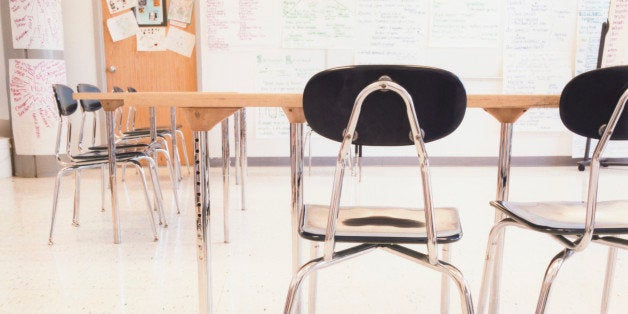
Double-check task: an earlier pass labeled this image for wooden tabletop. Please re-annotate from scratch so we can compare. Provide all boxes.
[74,92,560,128]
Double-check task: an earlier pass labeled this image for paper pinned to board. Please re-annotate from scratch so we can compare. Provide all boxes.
[9,0,64,50]
[137,27,166,51]
[602,0,628,67]
[9,59,67,155]
[168,0,195,24]
[106,0,138,14]
[107,11,139,42]
[164,26,196,57]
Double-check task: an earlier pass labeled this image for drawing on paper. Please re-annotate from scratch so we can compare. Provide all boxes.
[9,59,67,155]
[107,11,140,42]
[168,0,194,24]
[137,27,166,51]
[9,0,64,50]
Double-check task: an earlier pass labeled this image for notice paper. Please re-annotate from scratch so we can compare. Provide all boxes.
[137,27,166,51]
[164,26,196,57]
[9,59,67,155]
[10,0,64,50]
[107,11,139,42]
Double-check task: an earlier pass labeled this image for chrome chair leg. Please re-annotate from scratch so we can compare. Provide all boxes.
[308,242,320,314]
[101,165,106,212]
[441,244,451,314]
[145,157,168,228]
[601,247,617,314]
[284,244,378,314]
[536,248,574,313]
[157,148,181,214]
[176,130,191,175]
[49,167,72,245]
[72,169,81,227]
[478,218,518,314]
[131,162,159,241]
[383,244,474,314]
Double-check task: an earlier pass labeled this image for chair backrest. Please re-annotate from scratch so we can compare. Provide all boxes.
[303,65,467,146]
[52,84,78,117]
[112,86,124,92]
[76,83,103,112]
[560,65,628,140]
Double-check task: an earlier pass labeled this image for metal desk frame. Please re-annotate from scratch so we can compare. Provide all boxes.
[73,92,559,314]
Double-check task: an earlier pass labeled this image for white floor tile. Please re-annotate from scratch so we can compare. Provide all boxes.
[0,165,626,313]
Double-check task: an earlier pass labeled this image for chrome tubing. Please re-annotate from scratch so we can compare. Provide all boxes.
[488,122,514,314]
[72,169,81,227]
[441,244,451,314]
[382,244,474,314]
[600,247,617,314]
[240,108,247,211]
[535,249,574,313]
[284,244,378,314]
[290,122,304,313]
[234,111,241,185]
[195,131,212,314]
[171,107,183,182]
[106,110,121,244]
[221,120,230,243]
[131,162,159,241]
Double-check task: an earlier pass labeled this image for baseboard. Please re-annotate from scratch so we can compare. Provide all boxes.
[210,156,591,167]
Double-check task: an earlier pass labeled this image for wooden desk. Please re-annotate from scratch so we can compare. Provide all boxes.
[73,92,559,314]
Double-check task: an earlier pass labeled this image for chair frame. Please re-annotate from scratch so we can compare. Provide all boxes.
[478,88,628,313]
[284,75,474,314]
[48,84,167,245]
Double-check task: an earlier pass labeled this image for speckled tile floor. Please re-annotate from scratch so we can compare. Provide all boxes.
[0,165,626,313]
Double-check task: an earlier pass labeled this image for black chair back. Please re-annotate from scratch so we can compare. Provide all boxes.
[127,87,137,92]
[560,65,628,140]
[53,84,78,117]
[76,83,102,112]
[112,86,124,92]
[303,65,467,146]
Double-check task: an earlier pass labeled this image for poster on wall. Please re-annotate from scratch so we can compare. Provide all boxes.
[601,0,628,67]
[107,0,138,14]
[9,59,67,155]
[9,0,64,50]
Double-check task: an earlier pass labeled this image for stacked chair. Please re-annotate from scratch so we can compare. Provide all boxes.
[48,84,166,244]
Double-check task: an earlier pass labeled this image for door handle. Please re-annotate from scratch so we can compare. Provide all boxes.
[107,66,117,73]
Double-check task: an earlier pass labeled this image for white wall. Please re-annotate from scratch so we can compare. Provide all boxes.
[61,0,100,90]
[0,8,10,137]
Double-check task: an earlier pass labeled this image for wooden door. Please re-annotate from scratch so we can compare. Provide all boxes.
[100,0,196,164]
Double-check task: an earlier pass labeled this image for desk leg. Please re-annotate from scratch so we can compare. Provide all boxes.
[171,107,182,183]
[290,123,304,312]
[195,131,212,314]
[221,120,230,243]
[240,109,247,211]
[106,111,120,244]
[487,122,513,314]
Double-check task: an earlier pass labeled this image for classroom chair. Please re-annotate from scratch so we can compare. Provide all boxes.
[48,84,165,245]
[478,65,628,313]
[283,65,473,313]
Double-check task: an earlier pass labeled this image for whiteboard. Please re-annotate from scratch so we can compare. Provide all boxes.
[197,0,625,158]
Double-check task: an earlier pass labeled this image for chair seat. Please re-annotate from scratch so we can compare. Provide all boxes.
[491,200,628,235]
[300,204,462,244]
